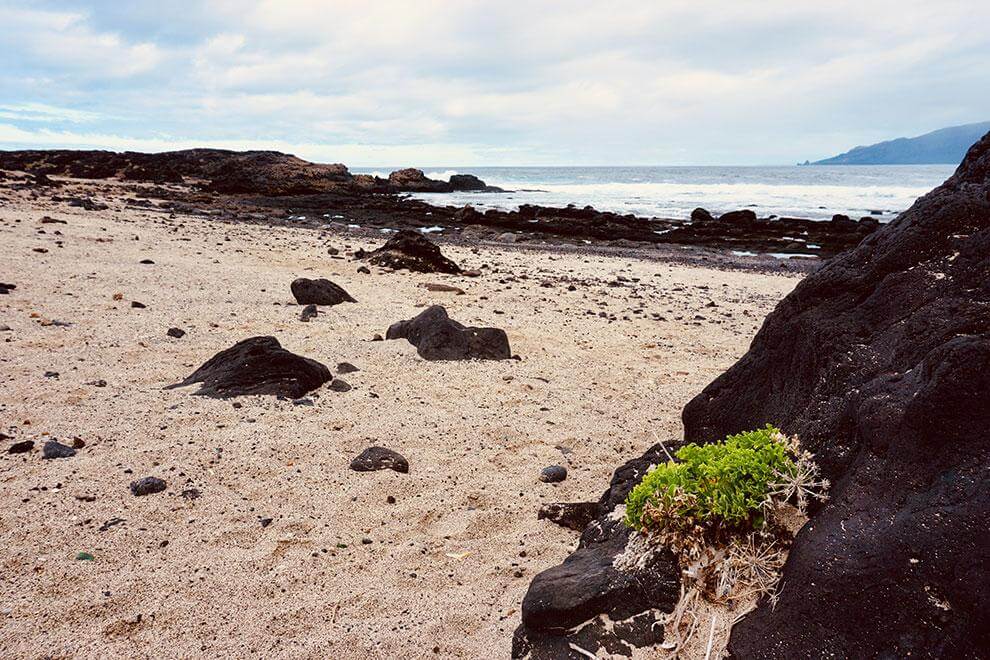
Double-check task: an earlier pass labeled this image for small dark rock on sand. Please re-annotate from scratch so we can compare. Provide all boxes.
[386,305,510,361]
[539,465,567,483]
[290,278,356,306]
[356,230,460,274]
[42,440,76,459]
[8,440,35,454]
[130,476,167,496]
[336,362,359,374]
[350,447,409,474]
[167,327,186,338]
[167,336,332,398]
[299,304,318,322]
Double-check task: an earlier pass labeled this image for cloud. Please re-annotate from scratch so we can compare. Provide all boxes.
[1,0,989,164]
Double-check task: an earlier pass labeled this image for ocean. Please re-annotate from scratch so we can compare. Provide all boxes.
[354,165,955,222]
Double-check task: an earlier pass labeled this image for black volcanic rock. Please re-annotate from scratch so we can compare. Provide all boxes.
[130,476,167,496]
[513,443,679,657]
[290,278,356,306]
[537,502,601,531]
[167,336,331,398]
[387,168,450,192]
[386,305,510,361]
[690,207,716,223]
[357,230,460,274]
[350,447,409,473]
[718,209,757,224]
[448,174,487,191]
[42,440,76,459]
[679,131,990,658]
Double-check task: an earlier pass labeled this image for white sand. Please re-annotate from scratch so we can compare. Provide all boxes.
[0,179,801,658]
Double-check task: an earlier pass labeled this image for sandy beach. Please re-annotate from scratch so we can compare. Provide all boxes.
[1,178,801,658]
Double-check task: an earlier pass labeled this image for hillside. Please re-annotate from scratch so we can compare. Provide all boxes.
[812,121,990,165]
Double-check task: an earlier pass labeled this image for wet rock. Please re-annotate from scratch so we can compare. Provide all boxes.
[7,440,34,454]
[290,278,356,306]
[386,305,510,361]
[718,209,757,224]
[350,447,409,473]
[539,465,567,483]
[166,336,332,398]
[166,327,186,338]
[690,207,715,223]
[129,476,166,496]
[356,230,460,274]
[42,440,76,459]
[299,304,318,322]
[538,502,601,531]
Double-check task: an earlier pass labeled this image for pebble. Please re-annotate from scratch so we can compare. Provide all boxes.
[129,476,166,496]
[539,465,568,483]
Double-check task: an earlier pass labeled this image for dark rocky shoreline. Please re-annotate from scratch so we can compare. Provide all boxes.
[0,148,878,261]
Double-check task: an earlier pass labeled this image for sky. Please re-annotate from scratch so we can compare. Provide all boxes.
[0,1,988,166]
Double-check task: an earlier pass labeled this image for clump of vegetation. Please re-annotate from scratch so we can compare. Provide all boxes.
[620,425,829,655]
[625,425,814,554]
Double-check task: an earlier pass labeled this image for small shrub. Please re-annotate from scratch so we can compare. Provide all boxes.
[624,425,798,549]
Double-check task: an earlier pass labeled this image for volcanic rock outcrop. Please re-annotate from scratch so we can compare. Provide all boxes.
[290,278,356,306]
[514,130,990,659]
[167,336,332,398]
[356,230,461,274]
[679,132,990,658]
[386,305,510,361]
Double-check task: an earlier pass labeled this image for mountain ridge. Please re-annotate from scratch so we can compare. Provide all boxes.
[810,121,990,165]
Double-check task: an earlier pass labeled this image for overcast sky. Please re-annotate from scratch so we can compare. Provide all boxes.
[1,1,988,166]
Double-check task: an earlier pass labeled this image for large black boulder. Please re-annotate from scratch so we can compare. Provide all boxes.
[167,336,332,398]
[386,305,510,361]
[356,230,460,274]
[679,131,990,658]
[289,278,356,306]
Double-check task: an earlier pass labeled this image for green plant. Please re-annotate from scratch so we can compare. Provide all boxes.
[624,425,797,545]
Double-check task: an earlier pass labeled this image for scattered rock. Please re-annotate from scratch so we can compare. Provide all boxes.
[290,277,356,306]
[129,477,166,496]
[139,259,155,265]
[539,465,567,483]
[386,305,511,361]
[356,265,371,274]
[356,230,460,274]
[166,336,332,398]
[350,447,409,473]
[131,301,146,309]
[690,207,716,223]
[166,327,186,338]
[329,379,352,392]
[42,440,76,459]
[336,362,359,374]
[0,282,15,295]
[299,304,318,322]
[7,440,34,454]
[422,282,465,295]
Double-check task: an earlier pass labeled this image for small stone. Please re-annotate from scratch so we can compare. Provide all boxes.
[139,259,155,265]
[131,301,146,309]
[167,327,186,338]
[76,552,95,561]
[129,476,166,496]
[329,379,352,392]
[42,440,76,459]
[299,304,318,322]
[336,362,359,374]
[260,517,273,528]
[350,446,409,473]
[539,465,567,483]
[357,266,371,274]
[7,440,34,454]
